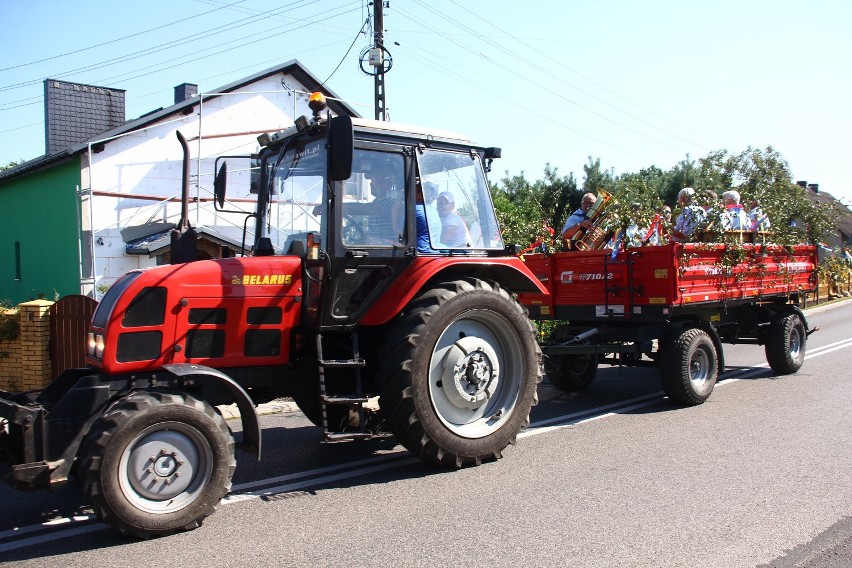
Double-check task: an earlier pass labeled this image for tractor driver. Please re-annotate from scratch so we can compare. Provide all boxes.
[343,160,405,245]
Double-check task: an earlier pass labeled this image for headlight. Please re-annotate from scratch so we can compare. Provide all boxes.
[87,332,105,359]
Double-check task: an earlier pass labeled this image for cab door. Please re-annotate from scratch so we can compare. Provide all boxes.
[319,146,415,329]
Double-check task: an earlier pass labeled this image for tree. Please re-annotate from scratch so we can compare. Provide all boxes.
[1,160,19,172]
[695,146,837,245]
[490,165,578,251]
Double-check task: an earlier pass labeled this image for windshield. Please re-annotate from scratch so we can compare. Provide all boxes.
[263,138,327,254]
[418,149,504,250]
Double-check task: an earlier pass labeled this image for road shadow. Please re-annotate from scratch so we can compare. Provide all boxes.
[0,420,456,561]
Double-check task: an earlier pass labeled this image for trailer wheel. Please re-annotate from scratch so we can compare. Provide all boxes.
[765,312,806,374]
[379,278,541,467]
[79,391,235,539]
[660,327,718,406]
[545,354,598,392]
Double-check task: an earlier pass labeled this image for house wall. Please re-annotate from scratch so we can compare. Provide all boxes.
[84,74,320,293]
[0,160,82,303]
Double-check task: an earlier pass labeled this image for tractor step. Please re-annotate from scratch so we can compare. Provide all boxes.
[319,358,366,368]
[324,431,392,441]
[321,395,369,405]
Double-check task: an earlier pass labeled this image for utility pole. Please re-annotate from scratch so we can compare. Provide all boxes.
[373,1,386,121]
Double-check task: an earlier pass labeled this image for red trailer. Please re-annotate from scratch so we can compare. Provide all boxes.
[517,242,818,405]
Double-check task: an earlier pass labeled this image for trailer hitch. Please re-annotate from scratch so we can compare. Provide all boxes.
[807,325,820,337]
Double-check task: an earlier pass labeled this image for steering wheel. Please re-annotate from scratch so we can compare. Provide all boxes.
[342,213,368,244]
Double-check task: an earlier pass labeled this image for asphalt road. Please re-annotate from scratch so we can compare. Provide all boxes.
[2,299,851,567]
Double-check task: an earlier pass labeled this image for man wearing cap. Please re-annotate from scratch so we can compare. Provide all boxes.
[436,191,470,247]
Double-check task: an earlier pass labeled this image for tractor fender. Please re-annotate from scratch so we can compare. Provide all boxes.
[360,256,548,326]
[162,363,261,460]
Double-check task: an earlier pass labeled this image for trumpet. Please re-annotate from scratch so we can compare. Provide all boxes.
[573,190,615,251]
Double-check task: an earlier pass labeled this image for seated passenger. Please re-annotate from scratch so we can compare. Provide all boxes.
[721,190,749,231]
[436,191,471,247]
[671,188,706,242]
[561,192,596,242]
[748,199,771,231]
[415,183,440,253]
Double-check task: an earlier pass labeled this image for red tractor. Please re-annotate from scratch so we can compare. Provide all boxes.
[0,95,546,538]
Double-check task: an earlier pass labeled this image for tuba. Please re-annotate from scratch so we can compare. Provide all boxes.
[573,190,615,250]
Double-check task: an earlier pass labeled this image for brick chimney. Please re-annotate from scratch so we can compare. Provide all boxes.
[44,79,125,154]
[174,83,198,104]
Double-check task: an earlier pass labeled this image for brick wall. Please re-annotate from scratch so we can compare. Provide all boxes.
[0,300,53,392]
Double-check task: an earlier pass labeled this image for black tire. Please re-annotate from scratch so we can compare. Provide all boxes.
[379,278,542,467]
[79,390,235,539]
[660,327,718,406]
[765,312,806,374]
[545,354,598,392]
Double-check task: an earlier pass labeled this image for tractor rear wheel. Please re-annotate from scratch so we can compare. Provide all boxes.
[379,278,542,467]
[79,390,235,538]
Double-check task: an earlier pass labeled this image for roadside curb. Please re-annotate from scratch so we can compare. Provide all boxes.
[218,398,299,420]
[804,296,852,314]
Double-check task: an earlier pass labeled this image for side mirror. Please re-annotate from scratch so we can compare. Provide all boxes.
[214,161,228,208]
[327,115,353,181]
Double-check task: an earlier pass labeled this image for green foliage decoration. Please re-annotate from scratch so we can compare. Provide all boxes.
[0,300,21,357]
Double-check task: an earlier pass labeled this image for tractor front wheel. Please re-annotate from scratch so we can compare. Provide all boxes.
[79,390,235,539]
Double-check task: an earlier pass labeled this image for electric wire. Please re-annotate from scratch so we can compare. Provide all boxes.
[445,0,722,149]
[0,0,325,93]
[318,15,372,87]
[392,4,685,157]
[0,0,249,73]
[402,0,699,155]
[0,1,360,114]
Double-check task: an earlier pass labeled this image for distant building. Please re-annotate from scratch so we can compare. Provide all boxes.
[797,181,852,250]
[0,61,358,303]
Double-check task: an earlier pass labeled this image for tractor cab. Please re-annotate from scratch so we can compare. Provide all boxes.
[215,93,506,330]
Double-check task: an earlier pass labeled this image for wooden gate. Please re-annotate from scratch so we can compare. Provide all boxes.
[49,295,98,379]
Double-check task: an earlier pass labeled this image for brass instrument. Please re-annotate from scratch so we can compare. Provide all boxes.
[573,190,615,251]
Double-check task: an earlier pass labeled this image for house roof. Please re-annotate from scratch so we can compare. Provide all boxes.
[805,187,852,238]
[0,59,359,184]
[125,224,248,257]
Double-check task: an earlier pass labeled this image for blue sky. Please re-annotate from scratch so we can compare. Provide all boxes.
[2,0,850,206]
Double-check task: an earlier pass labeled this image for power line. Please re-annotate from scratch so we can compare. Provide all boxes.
[0,1,361,112]
[445,0,722,149]
[0,0,328,92]
[0,0,248,73]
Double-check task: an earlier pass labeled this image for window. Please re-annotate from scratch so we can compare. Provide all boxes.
[417,150,504,250]
[14,241,21,281]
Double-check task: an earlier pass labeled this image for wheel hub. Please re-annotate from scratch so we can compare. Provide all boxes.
[441,336,500,409]
[126,430,199,501]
